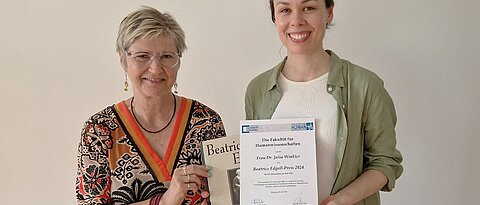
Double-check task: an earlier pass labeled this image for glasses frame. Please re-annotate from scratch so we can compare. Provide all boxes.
[126,50,181,69]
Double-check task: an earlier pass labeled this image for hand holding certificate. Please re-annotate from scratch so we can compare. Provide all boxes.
[202,135,240,205]
[240,118,318,205]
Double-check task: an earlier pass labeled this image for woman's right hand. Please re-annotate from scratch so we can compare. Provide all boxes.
[159,165,210,204]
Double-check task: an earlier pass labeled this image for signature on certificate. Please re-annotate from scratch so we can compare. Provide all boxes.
[251,198,266,205]
[292,194,309,205]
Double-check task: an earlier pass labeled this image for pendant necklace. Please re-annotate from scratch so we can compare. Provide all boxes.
[131,93,176,133]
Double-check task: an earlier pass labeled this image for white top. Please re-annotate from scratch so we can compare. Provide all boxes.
[272,72,338,201]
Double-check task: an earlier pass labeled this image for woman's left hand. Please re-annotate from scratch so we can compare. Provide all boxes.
[161,165,210,204]
[319,195,351,205]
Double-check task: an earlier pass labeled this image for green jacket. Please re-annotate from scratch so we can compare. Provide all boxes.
[244,50,403,205]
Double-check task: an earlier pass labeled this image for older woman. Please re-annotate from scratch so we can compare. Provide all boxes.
[245,0,403,204]
[76,6,226,205]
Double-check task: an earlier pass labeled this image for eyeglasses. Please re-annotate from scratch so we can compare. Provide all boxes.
[126,50,181,69]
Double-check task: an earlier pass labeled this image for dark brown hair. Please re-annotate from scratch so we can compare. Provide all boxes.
[269,0,335,22]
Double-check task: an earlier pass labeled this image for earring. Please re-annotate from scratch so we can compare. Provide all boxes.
[123,73,129,91]
[326,22,334,29]
[278,45,286,58]
[173,82,178,94]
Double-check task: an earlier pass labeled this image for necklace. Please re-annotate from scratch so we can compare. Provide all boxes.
[130,93,176,134]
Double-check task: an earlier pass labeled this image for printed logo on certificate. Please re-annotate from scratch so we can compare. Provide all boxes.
[240,118,318,205]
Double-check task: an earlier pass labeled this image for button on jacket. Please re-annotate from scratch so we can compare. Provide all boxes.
[245,50,403,205]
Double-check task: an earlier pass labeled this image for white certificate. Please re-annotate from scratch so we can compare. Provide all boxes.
[240,118,317,205]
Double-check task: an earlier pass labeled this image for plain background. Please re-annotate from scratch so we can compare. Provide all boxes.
[1,0,479,204]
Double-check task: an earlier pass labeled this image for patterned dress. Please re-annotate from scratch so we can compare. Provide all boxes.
[76,97,226,204]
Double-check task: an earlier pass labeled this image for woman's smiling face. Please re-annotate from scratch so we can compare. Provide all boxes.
[122,35,180,98]
[273,0,333,55]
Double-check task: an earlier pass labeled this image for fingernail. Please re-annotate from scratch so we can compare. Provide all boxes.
[205,165,212,170]
[201,190,210,198]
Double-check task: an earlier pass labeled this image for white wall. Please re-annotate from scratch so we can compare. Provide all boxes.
[1,0,479,204]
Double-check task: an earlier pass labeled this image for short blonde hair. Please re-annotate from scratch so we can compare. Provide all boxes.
[116,6,186,62]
